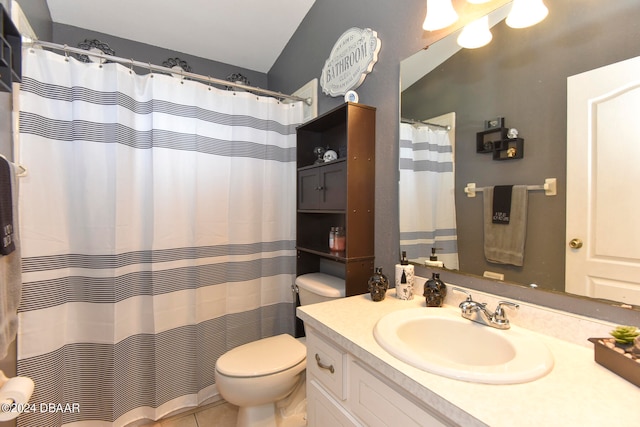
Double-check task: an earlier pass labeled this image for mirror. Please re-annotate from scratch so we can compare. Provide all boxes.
[400,0,640,307]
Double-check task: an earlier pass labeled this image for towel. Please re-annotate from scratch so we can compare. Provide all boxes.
[0,156,15,255]
[0,158,21,359]
[483,185,528,266]
[492,185,513,224]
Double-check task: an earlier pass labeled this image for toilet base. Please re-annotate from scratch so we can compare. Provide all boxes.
[237,403,277,427]
[234,373,307,427]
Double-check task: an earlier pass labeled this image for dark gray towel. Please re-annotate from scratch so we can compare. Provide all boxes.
[0,156,15,255]
[492,185,513,224]
[0,156,20,359]
[483,185,528,266]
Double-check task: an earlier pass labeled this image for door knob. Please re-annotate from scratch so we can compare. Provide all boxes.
[569,238,583,249]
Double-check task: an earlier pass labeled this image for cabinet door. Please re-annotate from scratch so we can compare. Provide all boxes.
[348,359,451,427]
[298,161,346,210]
[308,380,363,427]
[298,168,320,210]
[319,161,346,210]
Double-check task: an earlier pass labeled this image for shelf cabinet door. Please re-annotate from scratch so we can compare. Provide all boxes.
[298,161,346,210]
[298,168,321,210]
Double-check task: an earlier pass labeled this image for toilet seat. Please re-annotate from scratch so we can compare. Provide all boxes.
[216,334,306,378]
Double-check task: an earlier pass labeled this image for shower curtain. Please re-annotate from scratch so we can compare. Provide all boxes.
[16,48,303,427]
[399,122,459,269]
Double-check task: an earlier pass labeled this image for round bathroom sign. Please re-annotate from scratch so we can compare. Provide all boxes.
[320,27,381,97]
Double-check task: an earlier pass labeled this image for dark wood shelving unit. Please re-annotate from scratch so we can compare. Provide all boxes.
[296,102,376,297]
[0,5,21,92]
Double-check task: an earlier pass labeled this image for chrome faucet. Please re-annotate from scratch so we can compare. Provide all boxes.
[452,288,519,330]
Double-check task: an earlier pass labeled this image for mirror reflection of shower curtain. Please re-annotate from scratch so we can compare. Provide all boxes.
[16,48,303,427]
[399,117,459,269]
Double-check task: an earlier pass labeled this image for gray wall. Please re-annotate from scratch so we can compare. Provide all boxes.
[52,23,268,89]
[269,0,435,279]
[269,0,640,290]
[268,0,640,325]
[16,0,268,88]
[402,0,640,291]
[12,0,52,40]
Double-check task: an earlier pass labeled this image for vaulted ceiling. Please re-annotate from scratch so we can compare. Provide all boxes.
[45,0,316,73]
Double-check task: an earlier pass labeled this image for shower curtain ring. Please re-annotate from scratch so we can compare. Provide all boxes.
[149,62,153,78]
[180,68,185,84]
[63,44,69,62]
[207,75,212,90]
[129,58,134,74]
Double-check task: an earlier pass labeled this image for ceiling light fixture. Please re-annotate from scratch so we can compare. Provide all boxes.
[506,0,549,28]
[423,0,459,31]
[457,15,493,49]
[466,0,492,3]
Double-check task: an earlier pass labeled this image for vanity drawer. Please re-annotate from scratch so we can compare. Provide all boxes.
[348,359,452,427]
[306,328,347,400]
[308,379,363,427]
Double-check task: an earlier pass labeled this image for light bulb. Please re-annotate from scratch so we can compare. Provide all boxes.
[423,0,459,31]
[466,0,492,3]
[506,0,549,29]
[457,15,493,49]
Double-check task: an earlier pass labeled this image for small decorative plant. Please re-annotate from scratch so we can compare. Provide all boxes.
[610,326,640,345]
[597,325,640,363]
[591,325,640,387]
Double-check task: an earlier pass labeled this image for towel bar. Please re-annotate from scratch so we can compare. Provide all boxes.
[464,178,556,198]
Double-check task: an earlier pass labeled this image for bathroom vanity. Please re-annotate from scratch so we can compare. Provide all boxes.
[297,284,640,427]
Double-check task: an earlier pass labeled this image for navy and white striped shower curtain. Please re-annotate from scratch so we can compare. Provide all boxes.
[399,122,459,269]
[16,48,303,426]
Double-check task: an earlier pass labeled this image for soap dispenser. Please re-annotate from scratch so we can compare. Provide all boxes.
[395,251,414,300]
[424,247,444,268]
[423,273,446,307]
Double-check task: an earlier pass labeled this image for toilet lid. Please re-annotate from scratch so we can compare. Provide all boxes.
[295,272,345,297]
[216,334,306,377]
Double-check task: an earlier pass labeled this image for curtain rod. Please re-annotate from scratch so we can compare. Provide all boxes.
[401,117,451,131]
[26,39,313,106]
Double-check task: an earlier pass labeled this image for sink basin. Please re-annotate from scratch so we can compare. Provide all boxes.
[373,307,554,384]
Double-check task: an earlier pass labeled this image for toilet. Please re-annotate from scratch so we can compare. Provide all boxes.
[215,272,345,427]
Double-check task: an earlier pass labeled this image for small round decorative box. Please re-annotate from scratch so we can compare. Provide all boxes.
[344,90,359,103]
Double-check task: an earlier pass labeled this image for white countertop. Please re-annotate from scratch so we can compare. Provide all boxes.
[297,288,640,427]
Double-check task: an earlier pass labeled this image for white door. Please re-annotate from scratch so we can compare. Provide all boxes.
[566,56,640,305]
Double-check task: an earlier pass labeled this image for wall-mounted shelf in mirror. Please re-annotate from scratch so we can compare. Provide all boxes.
[476,127,508,153]
[493,138,524,160]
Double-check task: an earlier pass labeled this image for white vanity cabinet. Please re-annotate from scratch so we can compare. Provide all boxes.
[305,327,453,427]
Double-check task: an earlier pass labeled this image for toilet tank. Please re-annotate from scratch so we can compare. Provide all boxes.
[295,273,345,305]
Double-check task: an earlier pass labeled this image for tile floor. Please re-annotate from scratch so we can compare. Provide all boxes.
[146,401,239,427]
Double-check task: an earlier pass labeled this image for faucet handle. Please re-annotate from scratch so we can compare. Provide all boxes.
[452,288,482,314]
[492,301,519,326]
[451,287,472,301]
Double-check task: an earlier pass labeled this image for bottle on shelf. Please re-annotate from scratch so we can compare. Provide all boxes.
[329,227,336,250]
[333,227,346,251]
